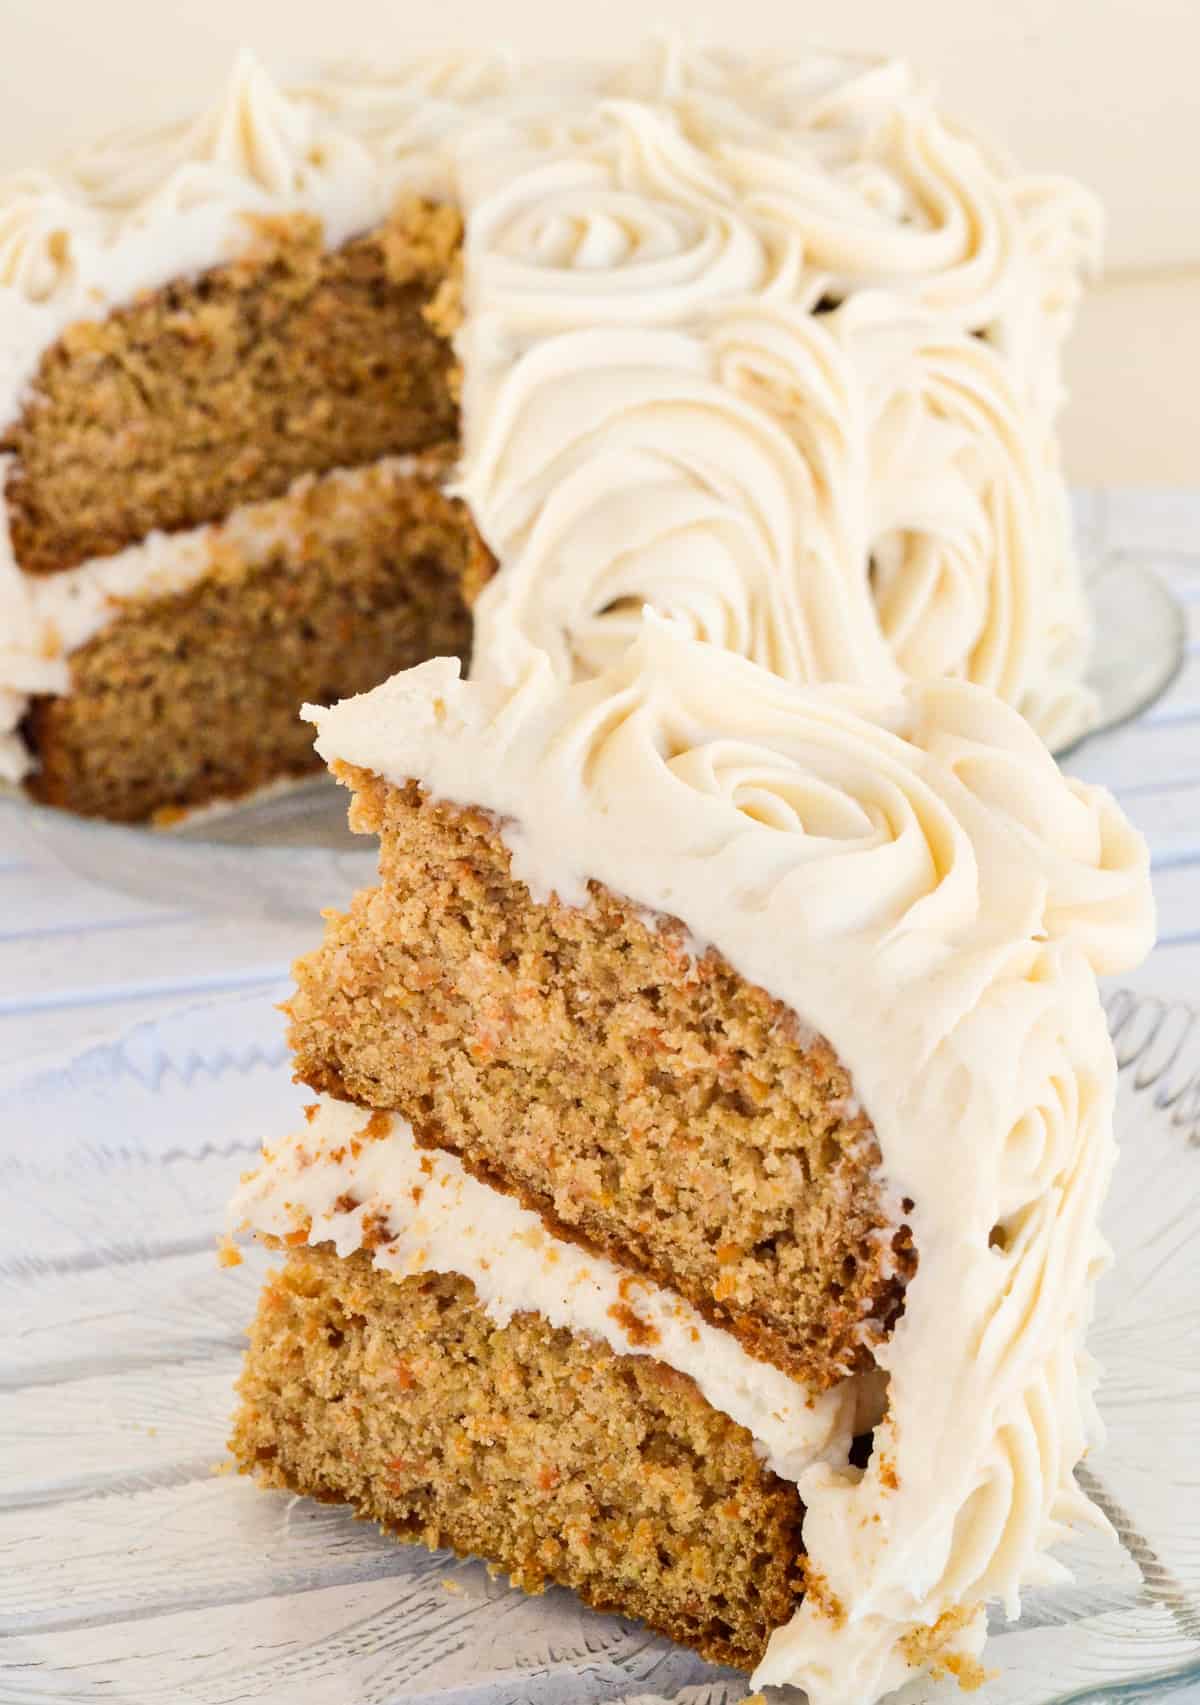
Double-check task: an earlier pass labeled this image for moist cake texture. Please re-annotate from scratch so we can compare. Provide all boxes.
[3,202,460,575]
[2,195,468,818]
[229,622,1155,1705]
[2,44,1103,812]
[232,1243,804,1672]
[23,455,487,821]
[0,45,1155,1698]
[288,773,915,1386]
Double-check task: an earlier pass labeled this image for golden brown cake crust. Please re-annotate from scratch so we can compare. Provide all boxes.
[23,459,490,822]
[2,200,462,576]
[287,774,917,1388]
[230,1244,805,1672]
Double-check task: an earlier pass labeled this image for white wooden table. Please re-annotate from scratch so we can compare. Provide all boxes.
[0,489,1195,1069]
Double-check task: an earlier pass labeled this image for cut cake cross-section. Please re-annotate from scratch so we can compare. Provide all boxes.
[229,621,1153,1705]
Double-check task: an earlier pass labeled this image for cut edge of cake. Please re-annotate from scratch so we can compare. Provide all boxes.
[228,621,1154,1705]
[286,771,917,1389]
[230,1239,807,1673]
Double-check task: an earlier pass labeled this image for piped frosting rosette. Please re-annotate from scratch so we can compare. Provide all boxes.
[461,321,894,691]
[839,294,1095,744]
[449,57,1100,745]
[613,46,1102,411]
[461,284,1095,743]
[306,617,1153,1705]
[1,44,1102,771]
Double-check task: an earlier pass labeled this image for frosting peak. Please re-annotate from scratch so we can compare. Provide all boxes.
[161,50,338,204]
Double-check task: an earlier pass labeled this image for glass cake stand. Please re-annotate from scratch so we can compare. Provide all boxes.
[0,981,1197,1702]
[1,556,1185,921]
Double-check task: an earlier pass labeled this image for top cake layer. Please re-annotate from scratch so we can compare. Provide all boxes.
[1,42,1102,786]
[308,618,1151,1001]
[303,620,1153,1703]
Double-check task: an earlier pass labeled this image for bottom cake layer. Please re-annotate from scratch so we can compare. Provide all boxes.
[231,1243,805,1672]
[22,454,489,822]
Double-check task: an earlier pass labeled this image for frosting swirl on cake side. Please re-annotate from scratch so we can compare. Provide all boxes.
[301,619,1152,1705]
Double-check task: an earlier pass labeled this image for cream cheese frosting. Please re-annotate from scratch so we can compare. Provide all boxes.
[229,1095,878,1485]
[297,619,1153,1705]
[0,42,1100,779]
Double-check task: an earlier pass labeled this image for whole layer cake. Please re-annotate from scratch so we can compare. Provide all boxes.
[229,622,1153,1704]
[1,45,1101,818]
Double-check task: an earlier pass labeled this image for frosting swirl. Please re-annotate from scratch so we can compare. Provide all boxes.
[465,288,1095,744]
[841,295,1094,737]
[1,43,1100,765]
[0,171,97,302]
[462,321,895,692]
[466,158,771,331]
[446,46,1099,743]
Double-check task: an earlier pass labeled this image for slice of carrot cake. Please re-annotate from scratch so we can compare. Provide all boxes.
[229,621,1153,1704]
[2,44,1101,818]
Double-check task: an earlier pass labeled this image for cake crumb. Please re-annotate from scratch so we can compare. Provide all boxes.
[940,1653,995,1692]
[608,1299,661,1347]
[361,1210,396,1250]
[800,1560,846,1627]
[901,1605,993,1690]
[216,1234,243,1268]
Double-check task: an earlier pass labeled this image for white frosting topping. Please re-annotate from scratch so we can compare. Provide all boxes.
[454,65,1100,745]
[230,1095,877,1483]
[0,43,1100,775]
[302,620,1153,1705]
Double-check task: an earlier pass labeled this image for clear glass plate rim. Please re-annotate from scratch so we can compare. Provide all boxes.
[2,980,1198,1704]
[0,772,371,870]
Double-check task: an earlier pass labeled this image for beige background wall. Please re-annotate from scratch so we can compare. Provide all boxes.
[4,0,1198,484]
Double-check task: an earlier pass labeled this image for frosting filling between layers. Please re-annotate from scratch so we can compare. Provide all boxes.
[230,1094,880,1484]
[0,453,441,784]
[299,623,1154,1705]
